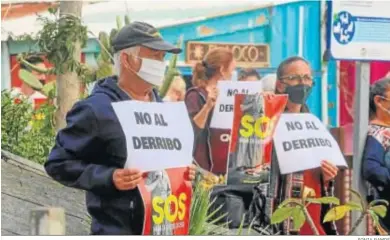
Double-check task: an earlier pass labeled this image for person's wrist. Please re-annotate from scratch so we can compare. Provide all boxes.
[324,179,329,187]
[111,168,121,191]
[204,103,213,111]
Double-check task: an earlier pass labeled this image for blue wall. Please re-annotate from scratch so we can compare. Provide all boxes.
[158,0,337,126]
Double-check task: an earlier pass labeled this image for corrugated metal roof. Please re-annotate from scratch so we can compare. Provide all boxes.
[1,0,297,41]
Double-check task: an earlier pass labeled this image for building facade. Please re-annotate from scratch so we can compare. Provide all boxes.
[1,0,346,127]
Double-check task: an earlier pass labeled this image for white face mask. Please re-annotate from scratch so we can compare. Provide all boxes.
[130,56,167,87]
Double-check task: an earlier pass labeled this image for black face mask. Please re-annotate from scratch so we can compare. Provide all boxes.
[284,84,312,104]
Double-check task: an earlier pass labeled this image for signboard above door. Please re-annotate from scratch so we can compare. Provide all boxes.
[186,41,270,68]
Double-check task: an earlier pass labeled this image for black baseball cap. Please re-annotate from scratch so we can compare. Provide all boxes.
[112,21,182,54]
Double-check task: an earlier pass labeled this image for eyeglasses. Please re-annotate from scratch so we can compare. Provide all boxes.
[279,74,313,84]
[379,96,390,101]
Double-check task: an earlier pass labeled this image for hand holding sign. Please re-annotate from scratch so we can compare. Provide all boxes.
[113,168,142,190]
[186,164,196,181]
[320,160,339,183]
[262,91,276,100]
[206,86,218,110]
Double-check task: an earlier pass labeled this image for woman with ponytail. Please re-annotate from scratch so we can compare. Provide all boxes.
[185,47,236,174]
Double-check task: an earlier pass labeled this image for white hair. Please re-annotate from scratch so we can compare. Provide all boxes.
[261,73,277,92]
[113,46,140,75]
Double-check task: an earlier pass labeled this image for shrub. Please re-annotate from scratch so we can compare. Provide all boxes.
[1,90,56,164]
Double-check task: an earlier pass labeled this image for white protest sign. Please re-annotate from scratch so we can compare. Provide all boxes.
[273,113,347,175]
[112,101,194,172]
[328,1,390,61]
[210,81,263,129]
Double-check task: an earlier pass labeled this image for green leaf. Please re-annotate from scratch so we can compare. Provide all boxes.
[369,199,389,208]
[306,197,340,205]
[345,201,363,211]
[323,205,351,223]
[116,15,123,30]
[291,206,306,230]
[189,180,212,235]
[368,210,380,227]
[278,198,301,208]
[96,63,113,80]
[205,221,231,235]
[109,28,118,44]
[271,206,295,224]
[236,214,246,235]
[18,69,43,90]
[48,7,58,15]
[124,15,131,25]
[158,35,183,97]
[208,211,228,225]
[41,81,56,97]
[205,202,225,222]
[370,205,387,218]
[207,195,218,211]
[98,31,111,62]
[349,189,362,202]
[247,218,256,235]
[349,188,365,209]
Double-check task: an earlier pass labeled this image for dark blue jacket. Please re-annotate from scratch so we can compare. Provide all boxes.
[45,76,162,235]
[362,124,390,231]
[363,136,390,192]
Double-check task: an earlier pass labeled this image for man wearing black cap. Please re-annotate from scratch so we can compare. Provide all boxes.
[45,22,195,235]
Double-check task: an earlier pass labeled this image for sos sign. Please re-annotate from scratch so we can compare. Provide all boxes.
[239,115,276,139]
[152,192,187,224]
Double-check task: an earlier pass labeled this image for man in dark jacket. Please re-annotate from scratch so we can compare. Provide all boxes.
[45,21,195,235]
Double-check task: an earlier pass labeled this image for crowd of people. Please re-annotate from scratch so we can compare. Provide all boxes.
[41,21,390,235]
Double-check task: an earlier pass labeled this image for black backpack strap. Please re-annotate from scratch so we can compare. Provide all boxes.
[246,185,270,231]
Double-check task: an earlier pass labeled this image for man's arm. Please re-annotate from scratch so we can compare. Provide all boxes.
[45,102,118,195]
